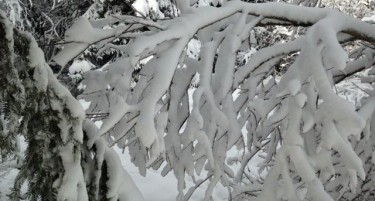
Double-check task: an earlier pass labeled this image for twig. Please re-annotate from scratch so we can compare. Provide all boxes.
[351,81,372,96]
[182,174,214,201]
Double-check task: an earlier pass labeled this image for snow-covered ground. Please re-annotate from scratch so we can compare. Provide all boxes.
[115,147,229,201]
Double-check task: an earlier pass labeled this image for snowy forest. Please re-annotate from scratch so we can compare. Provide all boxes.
[1,0,375,200]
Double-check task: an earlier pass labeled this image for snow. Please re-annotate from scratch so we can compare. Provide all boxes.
[53,17,134,67]
[235,37,303,87]
[133,0,163,17]
[69,60,93,79]
[57,143,88,201]
[97,92,131,136]
[78,99,91,110]
[336,76,372,105]
[115,147,178,201]
[83,121,145,201]
[0,9,14,52]
[187,39,201,59]
[76,84,258,201]
[27,33,48,92]
[24,33,88,201]
[114,146,232,201]
[2,1,375,200]
[105,150,144,201]
[362,14,375,23]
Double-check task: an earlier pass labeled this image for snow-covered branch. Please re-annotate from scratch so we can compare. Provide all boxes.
[4,0,373,200]
[55,1,375,199]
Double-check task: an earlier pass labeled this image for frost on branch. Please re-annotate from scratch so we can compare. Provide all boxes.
[54,1,375,200]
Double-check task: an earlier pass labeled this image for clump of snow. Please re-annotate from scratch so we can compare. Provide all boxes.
[57,143,88,201]
[132,0,164,17]
[362,14,375,23]
[27,33,48,92]
[69,60,94,80]
[187,39,201,59]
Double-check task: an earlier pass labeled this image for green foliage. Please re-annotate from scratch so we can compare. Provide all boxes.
[0,11,25,160]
